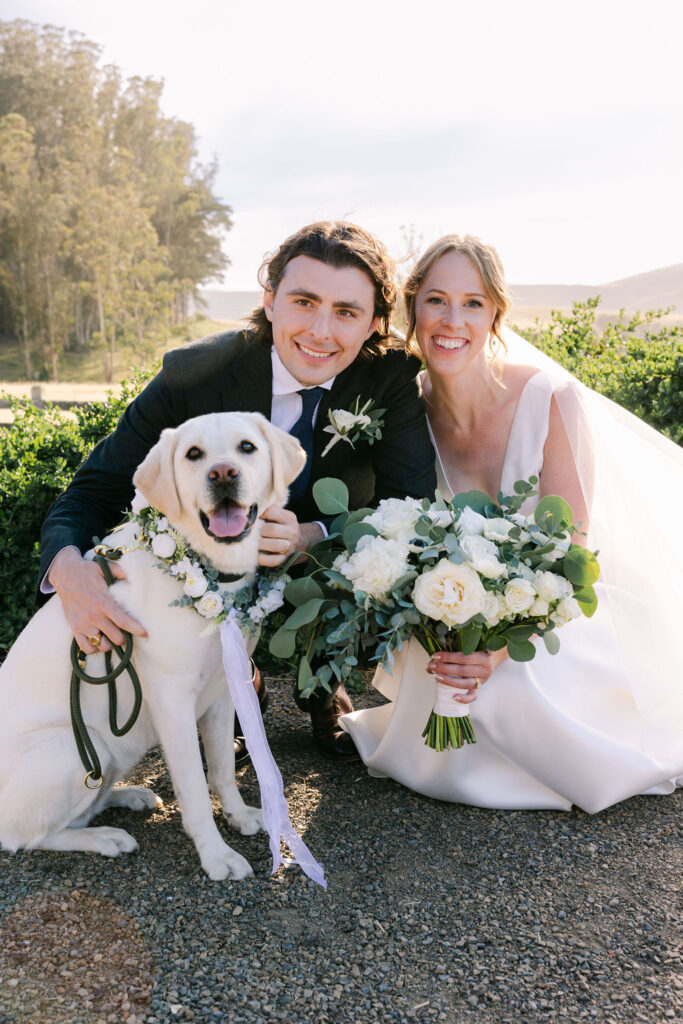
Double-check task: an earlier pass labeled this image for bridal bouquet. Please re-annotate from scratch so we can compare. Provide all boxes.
[270,478,600,750]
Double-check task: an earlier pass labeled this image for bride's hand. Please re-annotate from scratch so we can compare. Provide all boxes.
[426,649,508,703]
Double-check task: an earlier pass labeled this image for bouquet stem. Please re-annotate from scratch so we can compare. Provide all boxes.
[416,631,478,752]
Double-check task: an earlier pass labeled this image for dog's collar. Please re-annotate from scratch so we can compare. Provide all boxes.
[215,571,247,584]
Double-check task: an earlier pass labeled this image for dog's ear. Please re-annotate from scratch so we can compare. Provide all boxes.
[133,427,182,521]
[253,414,307,506]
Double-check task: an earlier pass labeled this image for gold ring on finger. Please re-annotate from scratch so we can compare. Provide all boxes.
[88,632,102,648]
[282,540,290,553]
[474,676,482,689]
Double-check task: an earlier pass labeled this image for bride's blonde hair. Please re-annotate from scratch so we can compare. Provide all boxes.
[402,234,511,367]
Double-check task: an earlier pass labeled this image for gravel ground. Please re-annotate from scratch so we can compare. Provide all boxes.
[0,673,681,1024]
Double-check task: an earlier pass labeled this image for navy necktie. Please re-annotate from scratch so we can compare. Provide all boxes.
[288,386,325,501]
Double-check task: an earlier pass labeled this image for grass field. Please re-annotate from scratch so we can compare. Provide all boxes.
[0,317,235,385]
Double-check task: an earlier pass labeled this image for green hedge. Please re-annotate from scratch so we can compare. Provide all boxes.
[518,299,683,444]
[1,301,680,660]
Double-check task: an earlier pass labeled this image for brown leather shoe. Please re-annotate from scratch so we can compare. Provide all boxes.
[234,668,268,765]
[308,683,360,762]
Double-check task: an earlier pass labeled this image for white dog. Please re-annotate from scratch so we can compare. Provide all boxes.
[0,412,305,880]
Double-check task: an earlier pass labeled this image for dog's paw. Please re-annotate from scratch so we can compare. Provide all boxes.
[227,805,265,836]
[106,785,163,812]
[88,827,139,857]
[201,844,253,881]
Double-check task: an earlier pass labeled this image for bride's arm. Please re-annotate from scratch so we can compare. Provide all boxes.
[540,394,592,544]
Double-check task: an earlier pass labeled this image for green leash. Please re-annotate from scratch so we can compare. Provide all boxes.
[69,546,143,789]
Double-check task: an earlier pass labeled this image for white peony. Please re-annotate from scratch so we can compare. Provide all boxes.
[482,518,515,543]
[534,571,572,603]
[337,535,411,599]
[151,532,176,559]
[183,571,208,598]
[195,592,223,618]
[504,578,537,614]
[131,489,150,515]
[551,596,582,626]
[457,507,487,536]
[460,534,508,580]
[363,497,423,544]
[428,507,455,528]
[530,596,550,617]
[482,590,507,627]
[413,559,487,627]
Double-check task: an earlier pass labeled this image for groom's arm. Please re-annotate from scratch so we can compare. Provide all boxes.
[371,353,436,503]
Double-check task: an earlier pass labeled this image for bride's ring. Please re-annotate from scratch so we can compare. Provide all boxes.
[87,632,102,648]
[473,677,482,689]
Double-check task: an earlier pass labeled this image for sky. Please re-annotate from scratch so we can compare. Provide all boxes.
[3,0,682,290]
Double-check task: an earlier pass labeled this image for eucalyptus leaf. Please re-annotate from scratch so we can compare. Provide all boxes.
[542,631,561,655]
[460,620,482,655]
[573,584,599,617]
[564,546,600,587]
[268,626,298,659]
[506,638,536,662]
[284,597,326,629]
[535,494,573,534]
[297,654,314,690]
[284,576,324,605]
[450,489,492,514]
[312,477,349,515]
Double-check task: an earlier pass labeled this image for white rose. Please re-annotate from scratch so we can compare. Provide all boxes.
[482,590,507,627]
[457,507,487,536]
[551,596,582,626]
[460,534,508,580]
[533,571,571,603]
[337,535,411,599]
[131,489,150,515]
[183,571,208,598]
[195,592,223,618]
[363,497,422,544]
[151,532,176,559]
[248,605,265,622]
[259,590,285,614]
[482,517,515,543]
[530,596,549,616]
[332,409,371,432]
[504,578,537,614]
[428,507,455,528]
[413,559,487,627]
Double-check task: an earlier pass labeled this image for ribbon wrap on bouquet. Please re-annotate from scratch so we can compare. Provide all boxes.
[220,613,327,888]
[432,681,471,718]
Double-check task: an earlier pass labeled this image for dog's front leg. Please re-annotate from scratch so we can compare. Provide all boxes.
[151,695,253,881]
[199,692,264,836]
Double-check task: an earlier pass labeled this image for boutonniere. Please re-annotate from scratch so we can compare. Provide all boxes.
[321,397,385,457]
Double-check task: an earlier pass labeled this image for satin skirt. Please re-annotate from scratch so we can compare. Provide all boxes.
[340,631,683,813]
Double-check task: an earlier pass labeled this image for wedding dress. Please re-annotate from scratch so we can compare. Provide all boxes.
[341,332,683,812]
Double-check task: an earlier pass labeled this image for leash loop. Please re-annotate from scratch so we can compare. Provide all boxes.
[70,545,143,787]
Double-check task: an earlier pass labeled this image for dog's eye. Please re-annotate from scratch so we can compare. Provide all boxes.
[186,446,204,461]
[239,440,256,453]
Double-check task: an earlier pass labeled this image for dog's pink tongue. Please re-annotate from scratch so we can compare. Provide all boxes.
[209,504,248,538]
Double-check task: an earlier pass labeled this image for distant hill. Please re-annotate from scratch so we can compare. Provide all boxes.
[198,264,683,328]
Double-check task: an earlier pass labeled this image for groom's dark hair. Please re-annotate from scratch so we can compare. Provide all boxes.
[248,221,398,356]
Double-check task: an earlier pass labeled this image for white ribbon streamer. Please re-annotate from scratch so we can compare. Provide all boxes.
[433,681,470,718]
[220,613,327,889]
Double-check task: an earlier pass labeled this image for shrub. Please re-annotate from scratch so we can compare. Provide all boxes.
[519,299,683,444]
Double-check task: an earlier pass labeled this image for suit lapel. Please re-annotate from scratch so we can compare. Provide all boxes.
[220,336,273,418]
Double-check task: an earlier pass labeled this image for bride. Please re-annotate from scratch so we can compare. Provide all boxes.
[341,234,683,812]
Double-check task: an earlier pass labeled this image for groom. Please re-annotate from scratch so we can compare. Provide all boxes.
[39,221,436,759]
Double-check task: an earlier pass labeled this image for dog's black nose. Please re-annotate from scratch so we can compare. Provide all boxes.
[208,462,239,484]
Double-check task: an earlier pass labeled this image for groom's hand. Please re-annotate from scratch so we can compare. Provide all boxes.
[258,506,323,567]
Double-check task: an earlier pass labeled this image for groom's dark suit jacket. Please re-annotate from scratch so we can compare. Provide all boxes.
[38,329,436,591]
